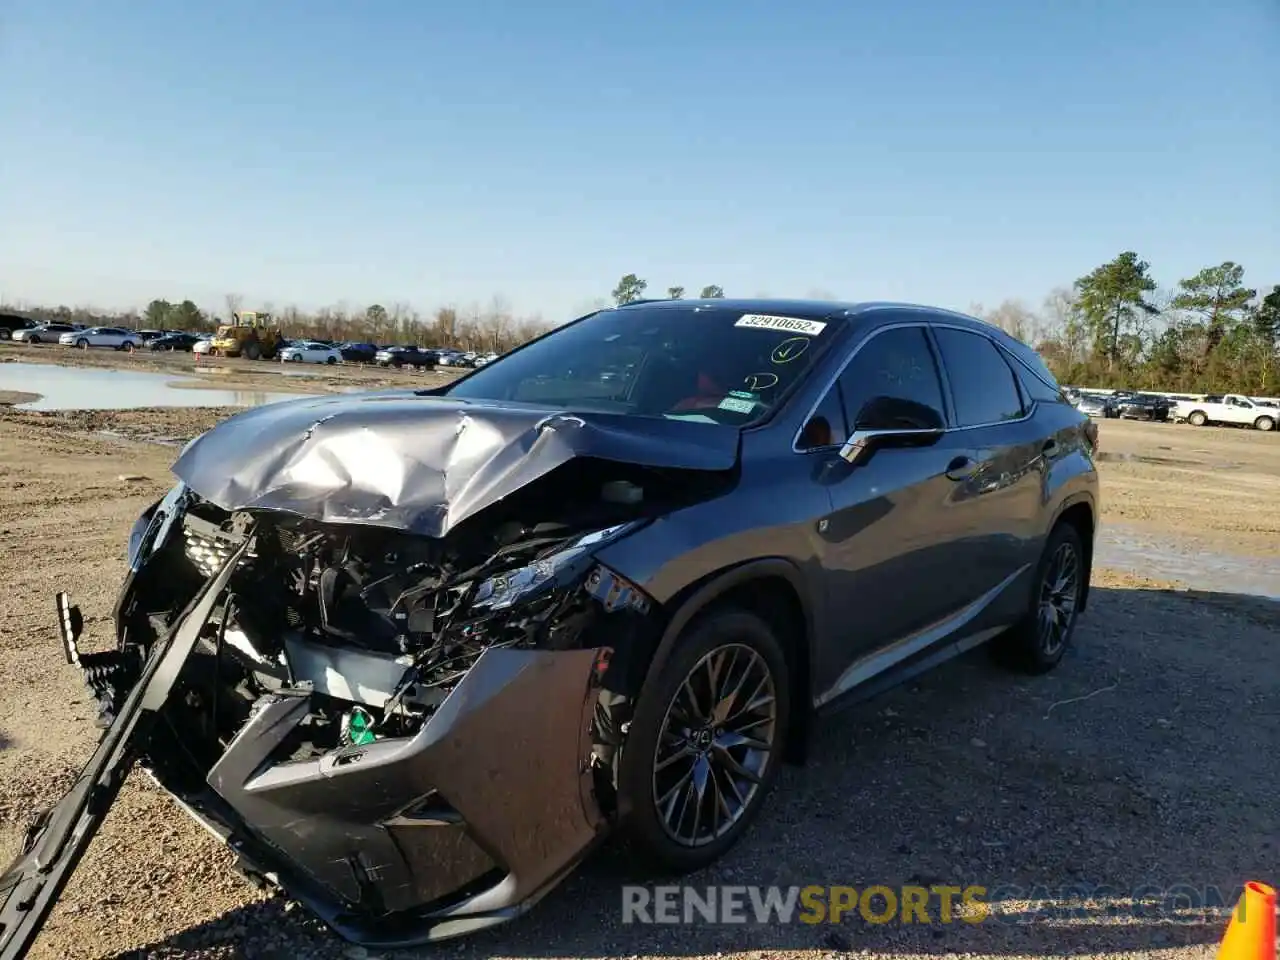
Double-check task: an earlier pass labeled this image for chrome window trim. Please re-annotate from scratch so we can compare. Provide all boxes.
[791,315,1039,453]
[790,320,940,453]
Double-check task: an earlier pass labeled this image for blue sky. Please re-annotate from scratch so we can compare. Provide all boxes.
[2,0,1277,321]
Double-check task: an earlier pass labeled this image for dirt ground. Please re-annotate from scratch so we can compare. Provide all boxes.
[1,382,1278,959]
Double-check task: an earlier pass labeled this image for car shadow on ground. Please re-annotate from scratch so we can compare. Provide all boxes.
[108,584,1279,958]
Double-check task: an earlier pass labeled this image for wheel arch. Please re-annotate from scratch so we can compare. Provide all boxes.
[640,558,815,766]
[1049,496,1096,611]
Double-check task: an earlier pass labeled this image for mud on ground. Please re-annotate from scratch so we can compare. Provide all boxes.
[0,410,1277,960]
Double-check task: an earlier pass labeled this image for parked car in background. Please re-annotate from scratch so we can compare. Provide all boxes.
[435,350,470,367]
[0,314,39,340]
[58,326,142,351]
[278,341,343,364]
[192,336,214,355]
[1113,393,1172,421]
[1074,393,1117,418]
[338,342,379,363]
[1174,394,1279,431]
[374,345,435,368]
[148,332,201,352]
[137,330,169,343]
[12,323,81,344]
[0,299,1098,955]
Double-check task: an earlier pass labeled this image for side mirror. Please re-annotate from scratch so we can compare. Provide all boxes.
[839,396,945,465]
[839,427,943,464]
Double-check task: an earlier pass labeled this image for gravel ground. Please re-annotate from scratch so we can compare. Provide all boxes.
[1,396,1277,960]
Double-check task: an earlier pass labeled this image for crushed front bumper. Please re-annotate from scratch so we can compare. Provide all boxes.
[2,567,615,957]
[176,644,612,947]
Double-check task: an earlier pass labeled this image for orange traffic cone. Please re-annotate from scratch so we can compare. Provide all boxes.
[1218,881,1276,960]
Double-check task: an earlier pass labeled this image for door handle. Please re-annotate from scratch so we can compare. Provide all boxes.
[945,456,977,481]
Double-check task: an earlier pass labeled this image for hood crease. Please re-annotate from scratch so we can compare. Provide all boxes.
[172,391,740,536]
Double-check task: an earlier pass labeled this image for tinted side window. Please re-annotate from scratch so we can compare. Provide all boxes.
[932,328,1025,426]
[836,326,946,431]
[1009,354,1062,404]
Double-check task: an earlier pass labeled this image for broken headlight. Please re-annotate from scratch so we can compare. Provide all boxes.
[470,521,644,612]
[127,482,190,571]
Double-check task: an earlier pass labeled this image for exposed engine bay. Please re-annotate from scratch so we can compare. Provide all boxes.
[2,393,744,957]
[114,458,708,795]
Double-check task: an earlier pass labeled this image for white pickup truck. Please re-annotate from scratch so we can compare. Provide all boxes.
[1173,394,1280,431]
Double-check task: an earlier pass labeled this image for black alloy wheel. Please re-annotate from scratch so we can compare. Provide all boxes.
[994,522,1086,674]
[619,608,790,872]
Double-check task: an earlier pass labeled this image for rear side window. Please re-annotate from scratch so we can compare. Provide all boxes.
[932,328,1025,426]
[1009,355,1062,404]
[836,326,947,430]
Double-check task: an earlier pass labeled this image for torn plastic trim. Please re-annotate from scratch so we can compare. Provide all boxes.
[126,481,190,572]
[170,392,741,537]
[0,532,253,960]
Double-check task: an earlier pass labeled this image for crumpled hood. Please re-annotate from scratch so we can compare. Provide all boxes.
[172,390,740,536]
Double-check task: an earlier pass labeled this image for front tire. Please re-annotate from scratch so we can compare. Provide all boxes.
[994,523,1086,674]
[619,608,790,873]
[27,335,41,344]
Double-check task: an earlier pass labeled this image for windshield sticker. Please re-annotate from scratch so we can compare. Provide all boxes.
[735,314,827,336]
[770,337,810,364]
[718,395,758,414]
[741,372,779,391]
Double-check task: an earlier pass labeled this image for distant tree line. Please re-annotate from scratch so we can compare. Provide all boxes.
[970,255,1279,394]
[5,258,1276,393]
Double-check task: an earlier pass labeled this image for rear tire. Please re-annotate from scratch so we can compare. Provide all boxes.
[618,608,791,874]
[1254,416,1275,432]
[326,356,337,365]
[993,523,1086,674]
[1188,411,1208,426]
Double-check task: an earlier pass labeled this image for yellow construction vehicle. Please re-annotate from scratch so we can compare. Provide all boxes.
[209,311,284,360]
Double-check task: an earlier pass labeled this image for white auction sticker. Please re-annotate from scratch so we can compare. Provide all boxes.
[735,314,827,336]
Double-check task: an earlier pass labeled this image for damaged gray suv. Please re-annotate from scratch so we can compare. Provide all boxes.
[1,299,1099,956]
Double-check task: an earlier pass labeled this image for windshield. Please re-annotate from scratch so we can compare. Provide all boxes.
[442,304,843,425]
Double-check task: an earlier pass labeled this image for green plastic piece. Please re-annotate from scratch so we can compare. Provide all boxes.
[347,707,376,745]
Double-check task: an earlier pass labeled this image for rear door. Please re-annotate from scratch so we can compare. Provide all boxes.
[927,325,1045,620]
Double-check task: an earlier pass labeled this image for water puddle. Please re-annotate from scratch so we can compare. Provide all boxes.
[1095,451,1204,467]
[0,362,315,410]
[1096,525,1280,601]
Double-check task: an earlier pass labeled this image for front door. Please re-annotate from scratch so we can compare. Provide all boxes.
[809,324,973,698]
